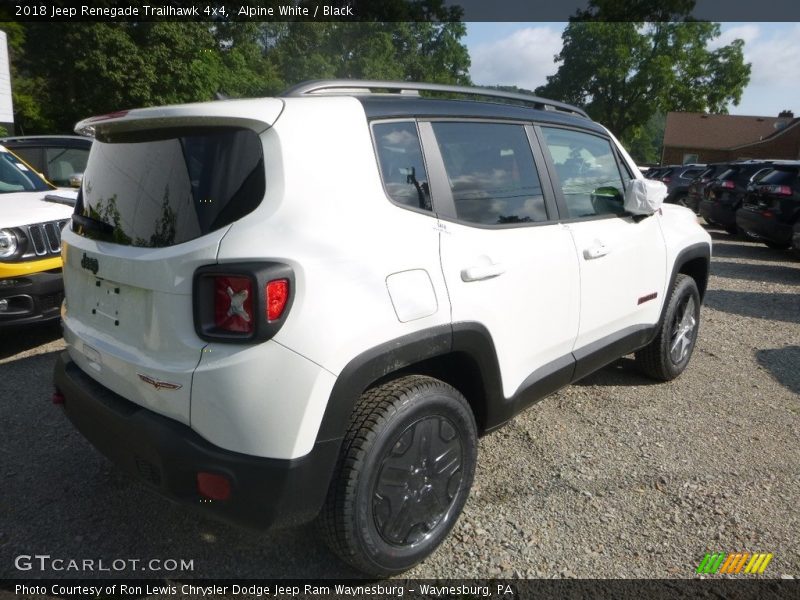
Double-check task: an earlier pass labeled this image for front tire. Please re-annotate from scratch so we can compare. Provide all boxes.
[635,274,701,381]
[318,375,477,576]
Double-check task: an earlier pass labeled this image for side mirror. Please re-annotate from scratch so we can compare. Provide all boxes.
[624,178,666,215]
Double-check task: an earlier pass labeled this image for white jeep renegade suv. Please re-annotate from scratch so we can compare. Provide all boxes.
[54,80,711,576]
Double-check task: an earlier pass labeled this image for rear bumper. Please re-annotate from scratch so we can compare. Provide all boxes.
[735,210,793,245]
[699,199,736,228]
[684,193,701,213]
[54,352,340,530]
[0,268,63,327]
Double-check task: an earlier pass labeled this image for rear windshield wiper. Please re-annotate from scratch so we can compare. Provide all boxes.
[72,213,114,236]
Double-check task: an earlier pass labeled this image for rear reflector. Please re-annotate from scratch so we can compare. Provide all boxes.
[197,472,231,501]
[52,390,65,405]
[266,279,289,321]
[214,276,254,334]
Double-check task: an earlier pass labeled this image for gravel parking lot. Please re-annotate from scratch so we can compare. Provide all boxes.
[1,227,798,580]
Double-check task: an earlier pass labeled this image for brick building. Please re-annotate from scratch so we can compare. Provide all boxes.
[661,111,800,165]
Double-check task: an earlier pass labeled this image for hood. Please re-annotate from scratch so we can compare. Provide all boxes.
[0,190,76,228]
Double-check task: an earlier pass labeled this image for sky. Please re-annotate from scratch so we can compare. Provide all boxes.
[464,22,800,118]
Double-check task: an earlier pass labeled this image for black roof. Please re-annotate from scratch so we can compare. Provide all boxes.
[356,95,606,134]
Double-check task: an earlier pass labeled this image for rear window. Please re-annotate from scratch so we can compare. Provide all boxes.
[77,127,264,247]
[0,150,51,193]
[758,167,798,186]
[681,168,703,179]
[717,168,739,181]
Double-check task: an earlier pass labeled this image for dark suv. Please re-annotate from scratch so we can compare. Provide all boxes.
[699,161,775,234]
[736,162,800,249]
[657,164,706,206]
[686,163,731,213]
[0,135,92,188]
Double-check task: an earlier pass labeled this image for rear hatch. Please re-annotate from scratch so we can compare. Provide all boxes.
[742,166,799,217]
[61,99,282,425]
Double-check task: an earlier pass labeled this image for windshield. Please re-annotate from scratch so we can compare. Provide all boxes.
[0,150,52,193]
[77,127,265,247]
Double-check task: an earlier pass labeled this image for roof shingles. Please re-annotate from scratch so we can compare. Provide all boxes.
[663,112,784,150]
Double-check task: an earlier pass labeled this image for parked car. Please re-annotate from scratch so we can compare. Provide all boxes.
[0,135,93,188]
[736,162,800,249]
[699,160,775,234]
[657,164,706,206]
[686,163,731,213]
[53,80,711,576]
[0,144,75,327]
[644,166,669,179]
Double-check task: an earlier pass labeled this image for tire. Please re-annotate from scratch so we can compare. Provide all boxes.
[764,240,790,250]
[635,274,701,381]
[724,224,738,235]
[318,375,477,576]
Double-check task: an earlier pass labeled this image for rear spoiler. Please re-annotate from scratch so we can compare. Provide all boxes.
[75,98,285,138]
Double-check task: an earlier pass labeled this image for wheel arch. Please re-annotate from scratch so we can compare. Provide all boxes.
[669,242,711,302]
[315,323,504,445]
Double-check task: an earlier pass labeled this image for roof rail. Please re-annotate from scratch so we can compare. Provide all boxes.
[281,79,589,119]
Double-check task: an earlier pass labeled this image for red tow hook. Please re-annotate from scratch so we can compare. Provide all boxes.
[52,389,65,405]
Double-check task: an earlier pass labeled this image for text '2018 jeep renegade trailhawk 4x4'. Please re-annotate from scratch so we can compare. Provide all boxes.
[54,81,711,576]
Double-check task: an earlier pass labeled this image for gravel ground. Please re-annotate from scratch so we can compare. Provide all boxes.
[1,227,798,581]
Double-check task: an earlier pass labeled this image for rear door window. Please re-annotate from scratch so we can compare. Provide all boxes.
[77,127,264,247]
[431,121,547,226]
[372,121,432,212]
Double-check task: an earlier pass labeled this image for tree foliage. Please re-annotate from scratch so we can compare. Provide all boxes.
[535,21,751,146]
[4,15,470,134]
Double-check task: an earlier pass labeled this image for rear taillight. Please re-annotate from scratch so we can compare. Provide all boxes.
[769,185,792,196]
[266,279,289,321]
[721,180,735,189]
[661,177,671,183]
[214,276,254,334]
[194,263,294,343]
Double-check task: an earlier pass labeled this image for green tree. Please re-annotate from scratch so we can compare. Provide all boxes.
[7,17,471,134]
[627,111,666,164]
[535,21,750,145]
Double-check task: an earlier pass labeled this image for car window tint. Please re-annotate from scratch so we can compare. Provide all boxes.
[0,151,51,192]
[373,122,431,212]
[540,127,626,218]
[682,168,703,179]
[45,147,90,186]
[759,167,798,186]
[8,147,44,172]
[432,122,547,226]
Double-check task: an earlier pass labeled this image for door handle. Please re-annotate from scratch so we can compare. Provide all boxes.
[583,241,610,260]
[461,262,505,282]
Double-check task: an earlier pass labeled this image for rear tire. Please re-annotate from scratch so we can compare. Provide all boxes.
[318,375,477,576]
[635,274,701,381]
[764,240,790,250]
[724,224,738,235]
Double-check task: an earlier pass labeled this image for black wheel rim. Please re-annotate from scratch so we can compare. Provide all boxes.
[372,415,463,546]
